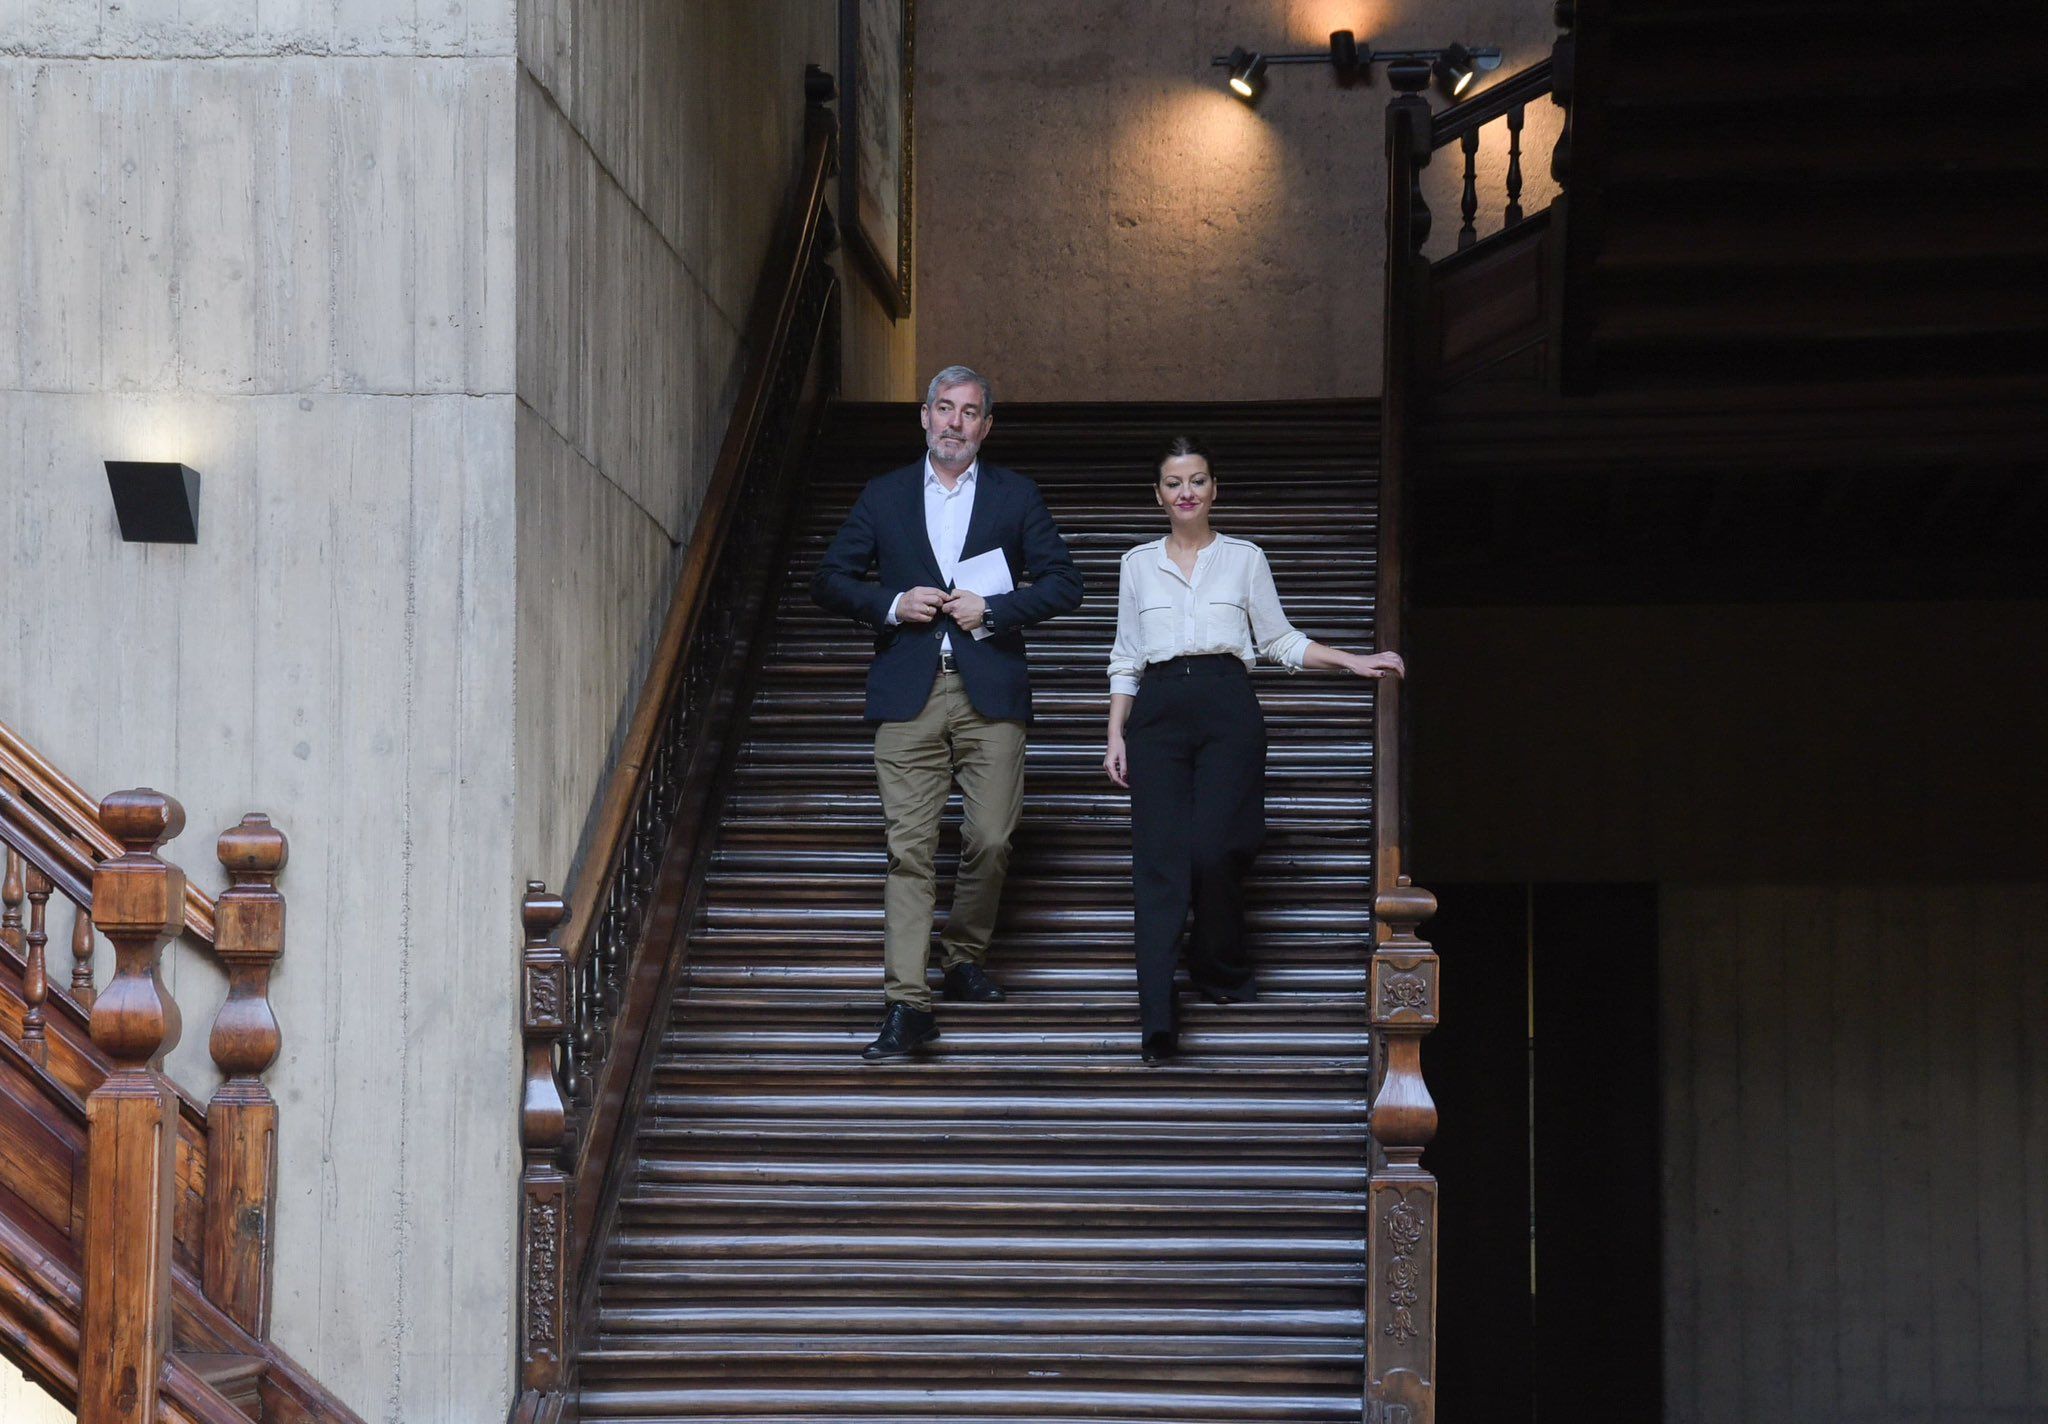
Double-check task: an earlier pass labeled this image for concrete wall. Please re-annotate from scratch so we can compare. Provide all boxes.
[1661,883,2048,1424]
[0,1356,69,1422]
[513,0,915,893]
[914,0,1560,402]
[0,6,521,1423]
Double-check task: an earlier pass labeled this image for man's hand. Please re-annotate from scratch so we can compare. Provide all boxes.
[943,589,988,631]
[896,586,948,624]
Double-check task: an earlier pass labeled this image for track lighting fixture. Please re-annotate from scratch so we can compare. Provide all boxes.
[1212,35,1502,107]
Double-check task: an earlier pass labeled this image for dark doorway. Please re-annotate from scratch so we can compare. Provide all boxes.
[1426,882,1662,1422]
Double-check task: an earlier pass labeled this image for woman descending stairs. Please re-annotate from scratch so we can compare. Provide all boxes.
[578,402,1383,1423]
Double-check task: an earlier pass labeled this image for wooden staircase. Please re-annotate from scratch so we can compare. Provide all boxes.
[569,401,1387,1422]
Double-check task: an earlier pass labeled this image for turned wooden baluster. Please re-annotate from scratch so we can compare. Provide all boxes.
[1505,105,1526,227]
[72,895,96,1005]
[204,813,288,1337]
[22,865,51,1064]
[81,789,185,1424]
[2,846,21,953]
[1458,128,1480,249]
[518,881,571,1393]
[1366,877,1441,1423]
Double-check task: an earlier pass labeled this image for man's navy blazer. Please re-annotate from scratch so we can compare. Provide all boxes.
[810,461,1083,724]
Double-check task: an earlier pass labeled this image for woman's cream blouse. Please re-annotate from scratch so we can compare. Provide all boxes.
[1108,534,1309,697]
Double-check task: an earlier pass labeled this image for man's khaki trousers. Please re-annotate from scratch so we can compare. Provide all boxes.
[873,670,1026,1009]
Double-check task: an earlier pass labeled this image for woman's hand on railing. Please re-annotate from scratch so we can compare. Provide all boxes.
[1345,650,1405,679]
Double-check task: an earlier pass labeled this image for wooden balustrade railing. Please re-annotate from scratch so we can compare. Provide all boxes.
[1433,58,1552,252]
[2,721,218,944]
[1369,88,1443,1422]
[511,73,844,1421]
[1,760,294,1409]
[1369,44,1571,1423]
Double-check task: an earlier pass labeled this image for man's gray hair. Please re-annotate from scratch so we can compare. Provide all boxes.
[925,365,994,412]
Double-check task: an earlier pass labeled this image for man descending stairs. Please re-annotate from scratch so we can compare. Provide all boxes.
[577,401,1384,1422]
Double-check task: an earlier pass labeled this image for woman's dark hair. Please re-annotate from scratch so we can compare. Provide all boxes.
[1155,434,1216,484]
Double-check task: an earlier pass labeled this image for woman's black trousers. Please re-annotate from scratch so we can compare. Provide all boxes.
[1126,654,1268,1034]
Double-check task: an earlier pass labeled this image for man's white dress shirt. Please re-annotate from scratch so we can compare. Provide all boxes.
[886,458,978,653]
[1107,534,1309,697]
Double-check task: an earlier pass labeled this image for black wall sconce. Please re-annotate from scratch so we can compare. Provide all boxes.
[105,461,202,544]
[1218,31,1502,106]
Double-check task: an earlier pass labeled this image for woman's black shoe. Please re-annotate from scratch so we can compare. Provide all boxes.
[862,1002,940,1061]
[1140,1031,1178,1065]
[1193,979,1258,1005]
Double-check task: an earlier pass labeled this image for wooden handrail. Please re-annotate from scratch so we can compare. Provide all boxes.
[1367,76,1446,1424]
[557,117,838,970]
[1365,43,1566,1424]
[1430,56,1553,147]
[0,720,217,943]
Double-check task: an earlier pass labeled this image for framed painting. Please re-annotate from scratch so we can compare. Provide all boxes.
[840,0,914,319]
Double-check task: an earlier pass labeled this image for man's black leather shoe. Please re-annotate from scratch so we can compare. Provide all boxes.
[1194,978,1258,1005]
[862,1001,940,1061]
[941,961,1007,1002]
[1141,1031,1178,1065]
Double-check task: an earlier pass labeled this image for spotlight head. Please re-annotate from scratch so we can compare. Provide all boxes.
[1385,56,1432,94]
[1227,47,1268,104]
[1330,30,1363,84]
[1434,41,1478,98]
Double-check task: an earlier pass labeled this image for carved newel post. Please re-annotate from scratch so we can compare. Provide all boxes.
[81,789,186,1424]
[519,882,571,1393]
[205,813,288,1337]
[1367,876,1441,1424]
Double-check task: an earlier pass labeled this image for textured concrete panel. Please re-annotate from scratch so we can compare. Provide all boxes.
[914,0,1559,401]
[511,0,916,909]
[0,0,515,56]
[0,54,516,398]
[512,403,675,888]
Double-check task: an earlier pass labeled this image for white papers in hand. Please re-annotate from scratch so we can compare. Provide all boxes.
[950,548,1014,641]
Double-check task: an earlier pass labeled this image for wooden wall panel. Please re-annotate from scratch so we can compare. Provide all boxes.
[1661,884,2048,1424]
